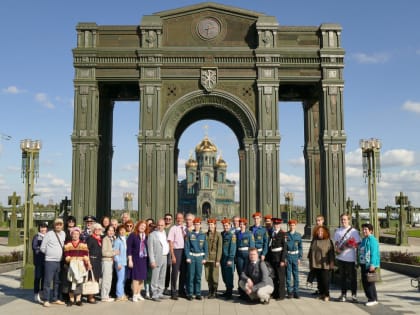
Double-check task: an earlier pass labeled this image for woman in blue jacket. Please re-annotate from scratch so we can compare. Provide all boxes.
[113,225,128,301]
[358,223,380,307]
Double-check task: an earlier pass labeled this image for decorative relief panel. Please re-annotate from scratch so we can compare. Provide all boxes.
[200,68,217,92]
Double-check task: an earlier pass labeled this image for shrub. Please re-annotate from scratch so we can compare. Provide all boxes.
[381,251,420,266]
[0,250,23,263]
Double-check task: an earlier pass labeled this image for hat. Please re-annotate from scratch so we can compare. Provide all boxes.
[207,218,217,224]
[70,227,81,235]
[239,218,248,225]
[221,218,231,225]
[272,218,282,225]
[193,217,201,224]
[83,215,97,222]
[252,212,262,218]
[66,216,76,223]
[288,219,298,225]
[264,214,272,220]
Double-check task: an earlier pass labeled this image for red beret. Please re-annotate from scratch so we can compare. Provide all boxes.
[221,218,230,225]
[207,218,217,224]
[193,217,201,224]
[239,218,248,225]
[272,218,282,224]
[252,212,262,218]
[288,219,298,225]
[264,214,272,220]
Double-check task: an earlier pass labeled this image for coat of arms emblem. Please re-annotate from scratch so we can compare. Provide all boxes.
[200,68,217,92]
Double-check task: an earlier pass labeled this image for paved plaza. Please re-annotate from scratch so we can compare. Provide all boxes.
[1,224,419,315]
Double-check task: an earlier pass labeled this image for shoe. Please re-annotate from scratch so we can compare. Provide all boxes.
[287,293,293,299]
[351,295,358,302]
[152,297,161,302]
[102,298,114,302]
[88,299,97,304]
[262,298,270,305]
[163,288,171,296]
[145,293,151,300]
[51,300,65,305]
[338,295,346,302]
[186,295,193,301]
[34,293,42,303]
[196,295,202,300]
[75,301,83,306]
[158,295,170,300]
[323,296,330,302]
[293,292,300,299]
[208,293,215,299]
[66,301,73,307]
[366,300,378,307]
[132,295,139,302]
[171,295,178,300]
[115,296,128,302]
[43,301,50,307]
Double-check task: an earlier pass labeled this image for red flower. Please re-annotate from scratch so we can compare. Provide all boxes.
[346,237,358,248]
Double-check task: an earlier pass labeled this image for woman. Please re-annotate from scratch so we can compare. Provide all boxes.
[101,225,116,302]
[32,222,48,303]
[101,216,111,233]
[307,226,335,301]
[114,225,128,302]
[127,220,149,301]
[64,216,77,242]
[63,227,91,306]
[359,223,380,307]
[86,223,103,303]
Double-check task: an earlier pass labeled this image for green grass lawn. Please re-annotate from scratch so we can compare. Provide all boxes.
[407,229,420,237]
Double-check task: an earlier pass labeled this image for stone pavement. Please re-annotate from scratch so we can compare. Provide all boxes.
[0,224,419,315]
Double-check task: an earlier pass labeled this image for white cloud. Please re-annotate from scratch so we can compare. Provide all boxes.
[402,100,420,114]
[352,52,390,64]
[346,149,362,166]
[2,85,26,94]
[122,163,138,171]
[35,92,55,109]
[288,156,305,167]
[382,149,416,167]
[346,166,362,178]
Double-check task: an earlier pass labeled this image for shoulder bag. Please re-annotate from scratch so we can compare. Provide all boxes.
[82,269,100,295]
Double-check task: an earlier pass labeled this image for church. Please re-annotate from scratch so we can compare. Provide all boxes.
[178,136,238,218]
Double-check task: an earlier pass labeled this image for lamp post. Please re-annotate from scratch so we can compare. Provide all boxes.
[360,138,381,238]
[20,139,41,288]
[354,203,361,231]
[395,192,408,246]
[284,192,294,222]
[346,197,354,225]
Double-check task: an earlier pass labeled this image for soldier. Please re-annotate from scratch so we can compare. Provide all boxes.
[285,219,303,299]
[236,219,254,277]
[266,218,286,300]
[184,217,208,300]
[250,212,268,261]
[205,218,222,299]
[220,218,236,300]
[264,214,273,235]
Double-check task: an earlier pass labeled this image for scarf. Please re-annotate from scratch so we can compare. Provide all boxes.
[91,233,102,247]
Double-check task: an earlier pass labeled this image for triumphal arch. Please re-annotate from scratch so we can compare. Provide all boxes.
[71,3,346,233]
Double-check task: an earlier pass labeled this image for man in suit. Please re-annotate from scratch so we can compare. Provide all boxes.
[147,219,170,302]
[239,247,274,304]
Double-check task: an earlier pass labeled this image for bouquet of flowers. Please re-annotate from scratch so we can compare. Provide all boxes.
[335,237,358,254]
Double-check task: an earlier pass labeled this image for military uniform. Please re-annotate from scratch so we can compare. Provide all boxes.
[185,228,208,299]
[235,230,255,276]
[250,225,268,257]
[285,230,303,296]
[267,226,287,300]
[204,229,222,298]
[220,229,236,298]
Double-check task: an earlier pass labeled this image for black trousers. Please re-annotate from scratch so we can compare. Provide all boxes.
[337,260,357,296]
[314,268,330,297]
[360,264,378,302]
[170,248,185,296]
[269,260,286,299]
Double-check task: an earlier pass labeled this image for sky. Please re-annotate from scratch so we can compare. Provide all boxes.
[0,0,420,211]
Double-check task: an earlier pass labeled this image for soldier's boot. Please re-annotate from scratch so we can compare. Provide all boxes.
[208,288,215,299]
[224,288,233,300]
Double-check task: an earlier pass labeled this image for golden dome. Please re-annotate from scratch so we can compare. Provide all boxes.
[185,156,198,167]
[216,156,227,167]
[195,136,217,153]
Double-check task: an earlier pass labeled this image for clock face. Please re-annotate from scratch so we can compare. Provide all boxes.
[197,18,220,40]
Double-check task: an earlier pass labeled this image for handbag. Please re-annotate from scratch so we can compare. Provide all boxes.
[82,269,100,295]
[366,272,378,283]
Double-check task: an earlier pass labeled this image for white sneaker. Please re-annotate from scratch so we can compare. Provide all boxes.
[138,294,145,301]
[366,301,378,307]
[34,293,42,303]
[338,295,346,302]
[132,295,139,302]
[351,295,358,302]
[43,301,50,307]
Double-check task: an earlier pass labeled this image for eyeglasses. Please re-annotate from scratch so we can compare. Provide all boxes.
[127,224,133,227]
[55,223,63,225]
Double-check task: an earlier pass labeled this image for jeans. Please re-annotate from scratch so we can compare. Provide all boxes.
[43,261,62,302]
[115,265,126,298]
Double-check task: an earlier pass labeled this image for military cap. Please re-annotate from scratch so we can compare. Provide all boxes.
[252,212,262,218]
[193,217,201,224]
[239,218,248,225]
[207,218,217,224]
[272,217,283,225]
[83,215,97,222]
[288,219,298,225]
[221,218,230,225]
[264,214,272,220]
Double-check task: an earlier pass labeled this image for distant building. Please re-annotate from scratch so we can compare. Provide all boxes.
[178,136,238,218]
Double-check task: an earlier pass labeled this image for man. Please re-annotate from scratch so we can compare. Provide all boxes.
[220,218,236,300]
[40,218,66,307]
[121,212,130,225]
[163,213,173,296]
[266,218,286,300]
[231,215,240,233]
[250,212,268,261]
[239,247,273,304]
[167,212,185,300]
[334,213,361,302]
[204,218,222,298]
[264,214,273,234]
[80,215,96,242]
[285,219,302,299]
[148,219,170,302]
[184,217,208,300]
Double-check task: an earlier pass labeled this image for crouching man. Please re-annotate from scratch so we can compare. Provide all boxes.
[239,247,274,304]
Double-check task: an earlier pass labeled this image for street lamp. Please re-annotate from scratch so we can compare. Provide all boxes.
[20,139,41,288]
[360,138,381,238]
[346,197,354,224]
[284,192,294,222]
[395,192,408,246]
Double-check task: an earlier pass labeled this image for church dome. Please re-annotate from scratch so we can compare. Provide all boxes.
[185,156,198,167]
[216,156,227,167]
[195,136,217,153]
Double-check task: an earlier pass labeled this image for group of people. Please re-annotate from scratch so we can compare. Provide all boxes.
[32,210,380,307]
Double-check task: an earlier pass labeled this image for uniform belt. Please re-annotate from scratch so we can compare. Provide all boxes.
[190,252,205,257]
[287,250,299,255]
[238,247,249,251]
[271,247,283,252]
[257,248,263,252]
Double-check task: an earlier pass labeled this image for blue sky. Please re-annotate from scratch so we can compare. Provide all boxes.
[0,0,419,211]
